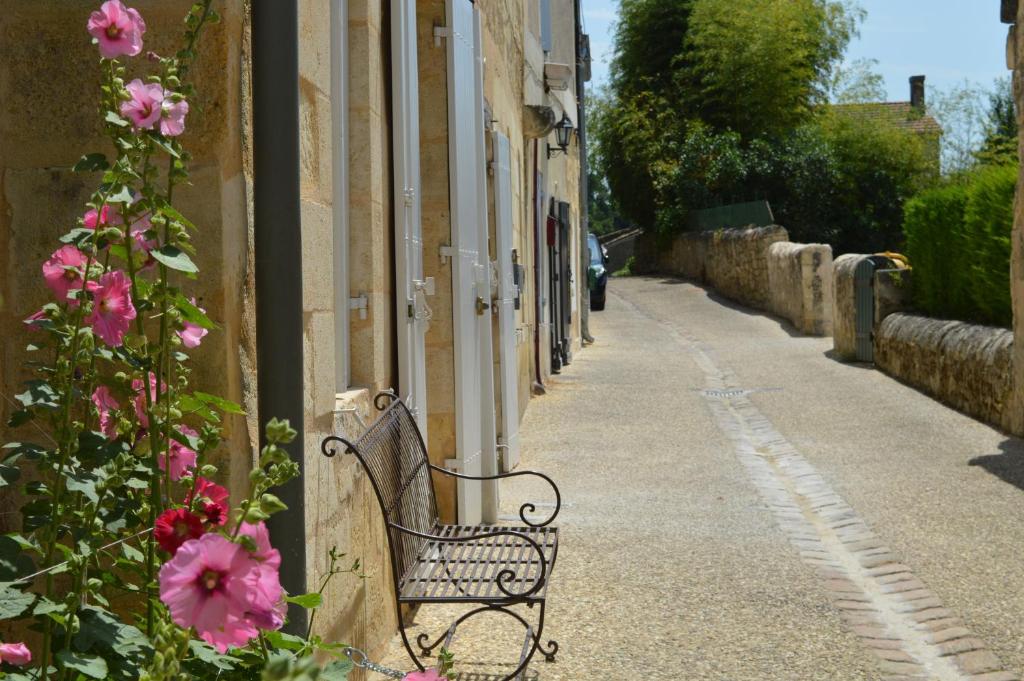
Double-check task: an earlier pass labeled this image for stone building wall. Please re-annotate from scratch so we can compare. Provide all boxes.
[766,242,833,336]
[298,0,396,663]
[1008,0,1024,435]
[0,0,397,665]
[875,314,1015,431]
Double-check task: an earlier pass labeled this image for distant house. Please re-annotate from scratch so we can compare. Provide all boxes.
[835,75,942,169]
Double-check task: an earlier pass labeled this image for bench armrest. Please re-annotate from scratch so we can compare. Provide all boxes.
[387,522,550,600]
[427,465,561,528]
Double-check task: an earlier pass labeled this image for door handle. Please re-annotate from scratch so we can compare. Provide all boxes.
[475,296,490,315]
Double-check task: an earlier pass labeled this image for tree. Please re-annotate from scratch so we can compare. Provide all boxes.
[977,76,1018,165]
[682,0,863,138]
[829,58,886,104]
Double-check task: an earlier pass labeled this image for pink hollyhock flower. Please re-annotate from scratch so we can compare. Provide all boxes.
[83,204,122,231]
[23,309,48,330]
[238,522,285,631]
[87,1,146,59]
[121,79,164,130]
[42,246,88,305]
[189,478,230,526]
[85,270,137,347]
[404,671,444,681]
[161,97,189,137]
[160,426,199,481]
[178,298,209,349]
[159,533,261,652]
[0,642,31,666]
[154,508,204,555]
[131,373,166,428]
[91,385,120,441]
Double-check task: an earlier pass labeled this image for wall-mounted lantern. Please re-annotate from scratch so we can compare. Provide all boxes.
[547,113,574,158]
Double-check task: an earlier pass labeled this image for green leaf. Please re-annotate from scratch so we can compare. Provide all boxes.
[66,470,100,504]
[7,408,34,428]
[193,391,245,415]
[74,153,109,172]
[284,592,322,609]
[2,442,46,460]
[157,201,196,231]
[187,640,237,671]
[0,463,20,488]
[262,630,306,652]
[120,542,144,562]
[0,582,35,619]
[0,537,35,581]
[33,597,64,616]
[105,111,130,128]
[151,245,199,273]
[321,659,354,681]
[15,381,59,409]
[175,294,218,330]
[76,607,152,658]
[150,134,181,159]
[56,650,108,679]
[107,186,135,204]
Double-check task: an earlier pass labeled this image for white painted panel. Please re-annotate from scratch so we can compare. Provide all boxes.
[331,0,349,391]
[473,10,499,523]
[492,131,521,472]
[447,0,485,524]
[392,0,428,433]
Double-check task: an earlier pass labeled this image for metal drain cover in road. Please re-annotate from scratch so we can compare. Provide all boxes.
[698,387,783,398]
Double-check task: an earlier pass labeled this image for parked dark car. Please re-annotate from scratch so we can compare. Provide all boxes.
[587,232,608,311]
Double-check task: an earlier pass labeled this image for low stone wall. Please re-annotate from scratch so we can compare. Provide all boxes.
[831,254,867,359]
[766,242,834,336]
[875,314,1015,431]
[636,225,789,309]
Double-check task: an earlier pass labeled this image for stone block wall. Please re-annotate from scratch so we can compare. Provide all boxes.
[766,242,834,336]
[875,314,1015,431]
[636,225,789,310]
[831,254,869,360]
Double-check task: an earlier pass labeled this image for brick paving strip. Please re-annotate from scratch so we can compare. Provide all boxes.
[618,293,1019,681]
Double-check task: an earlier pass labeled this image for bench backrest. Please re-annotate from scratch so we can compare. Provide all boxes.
[348,399,438,582]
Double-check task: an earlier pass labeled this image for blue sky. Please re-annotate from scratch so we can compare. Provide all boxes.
[580,0,1010,100]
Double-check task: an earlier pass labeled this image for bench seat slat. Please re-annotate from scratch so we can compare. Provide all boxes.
[397,524,558,603]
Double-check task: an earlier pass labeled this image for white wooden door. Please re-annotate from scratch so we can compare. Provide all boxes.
[492,131,521,471]
[392,0,428,432]
[447,0,495,524]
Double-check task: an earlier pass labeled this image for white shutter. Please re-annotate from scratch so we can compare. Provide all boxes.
[392,0,428,433]
[492,131,521,471]
[447,0,495,524]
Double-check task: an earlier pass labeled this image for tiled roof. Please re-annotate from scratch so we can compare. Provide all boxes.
[834,101,942,135]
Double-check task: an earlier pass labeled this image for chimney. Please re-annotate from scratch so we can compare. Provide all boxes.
[910,75,926,110]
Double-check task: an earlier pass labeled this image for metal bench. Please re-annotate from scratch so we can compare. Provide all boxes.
[321,393,560,680]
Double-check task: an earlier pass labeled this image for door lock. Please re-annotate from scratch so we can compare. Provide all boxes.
[475,296,490,315]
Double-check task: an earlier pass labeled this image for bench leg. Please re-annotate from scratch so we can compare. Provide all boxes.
[400,602,558,680]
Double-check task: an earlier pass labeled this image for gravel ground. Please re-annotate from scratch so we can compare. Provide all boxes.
[376,276,1024,680]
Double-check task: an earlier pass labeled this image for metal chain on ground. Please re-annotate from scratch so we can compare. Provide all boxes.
[343,648,406,679]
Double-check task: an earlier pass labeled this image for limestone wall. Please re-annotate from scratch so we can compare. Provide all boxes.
[766,242,834,336]
[0,0,253,490]
[831,254,869,360]
[875,314,1015,431]
[1008,0,1024,435]
[636,225,789,310]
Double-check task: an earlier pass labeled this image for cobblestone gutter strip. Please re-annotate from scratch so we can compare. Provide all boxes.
[617,293,1019,681]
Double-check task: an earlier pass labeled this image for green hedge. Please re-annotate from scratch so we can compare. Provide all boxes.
[903,163,1017,327]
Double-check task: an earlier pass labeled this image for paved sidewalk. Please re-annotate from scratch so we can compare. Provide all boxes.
[380,277,1024,680]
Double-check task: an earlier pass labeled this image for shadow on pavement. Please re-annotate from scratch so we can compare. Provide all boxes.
[822,349,877,369]
[968,439,1024,491]
[448,665,540,680]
